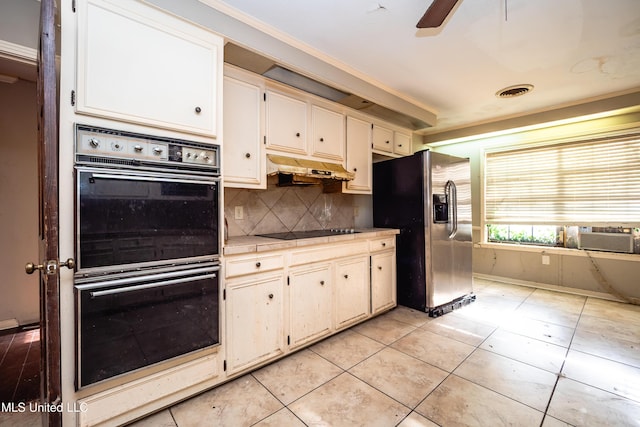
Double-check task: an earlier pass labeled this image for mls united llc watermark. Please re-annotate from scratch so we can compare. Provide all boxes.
[1,401,88,413]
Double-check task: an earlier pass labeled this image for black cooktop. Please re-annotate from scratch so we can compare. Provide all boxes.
[258,229,358,240]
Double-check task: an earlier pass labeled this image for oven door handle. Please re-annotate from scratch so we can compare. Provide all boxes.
[88,273,217,298]
[90,173,218,186]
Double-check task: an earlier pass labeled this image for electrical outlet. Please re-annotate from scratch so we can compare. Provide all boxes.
[542,255,550,265]
[234,206,243,220]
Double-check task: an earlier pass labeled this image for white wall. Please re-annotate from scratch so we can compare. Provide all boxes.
[0,79,39,327]
[426,109,640,302]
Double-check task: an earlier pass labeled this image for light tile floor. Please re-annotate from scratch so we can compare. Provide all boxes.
[128,278,640,427]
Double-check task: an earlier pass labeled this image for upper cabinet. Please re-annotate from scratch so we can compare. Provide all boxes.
[76,0,223,137]
[310,105,345,162]
[223,67,265,189]
[372,124,394,153]
[265,89,308,155]
[265,84,346,162]
[393,131,412,156]
[343,116,372,194]
[372,123,413,157]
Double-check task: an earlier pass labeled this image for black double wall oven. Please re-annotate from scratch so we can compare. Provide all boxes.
[73,124,221,388]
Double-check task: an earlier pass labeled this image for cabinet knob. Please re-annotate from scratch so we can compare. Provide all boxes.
[381,242,386,247]
[195,106,202,113]
[320,280,325,285]
[296,132,301,137]
[320,137,324,142]
[378,266,382,270]
[245,152,251,158]
[268,293,274,299]
[353,167,357,172]
[386,140,390,144]
[398,144,403,147]
[255,262,261,268]
[343,274,349,279]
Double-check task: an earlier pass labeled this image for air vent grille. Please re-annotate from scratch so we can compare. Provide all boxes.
[496,84,534,98]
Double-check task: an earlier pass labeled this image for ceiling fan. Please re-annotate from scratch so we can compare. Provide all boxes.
[416,0,460,28]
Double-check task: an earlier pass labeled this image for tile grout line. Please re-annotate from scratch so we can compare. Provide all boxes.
[536,292,587,427]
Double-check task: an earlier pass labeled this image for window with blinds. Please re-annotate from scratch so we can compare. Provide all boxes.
[485,134,640,226]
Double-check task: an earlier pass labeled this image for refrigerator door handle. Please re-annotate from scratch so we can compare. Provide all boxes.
[446,180,458,239]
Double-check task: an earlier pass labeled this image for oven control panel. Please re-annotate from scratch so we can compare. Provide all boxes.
[75,124,220,172]
[78,132,169,161]
[180,147,217,165]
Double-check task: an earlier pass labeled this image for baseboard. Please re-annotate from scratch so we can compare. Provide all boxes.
[0,318,20,331]
[473,273,627,303]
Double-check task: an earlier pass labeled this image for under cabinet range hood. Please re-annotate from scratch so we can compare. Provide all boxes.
[266,154,355,185]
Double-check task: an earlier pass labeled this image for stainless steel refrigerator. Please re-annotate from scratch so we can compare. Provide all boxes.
[373,150,474,316]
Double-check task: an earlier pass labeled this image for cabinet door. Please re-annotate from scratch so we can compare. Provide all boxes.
[311,105,344,162]
[77,0,221,136]
[289,263,332,348]
[371,251,397,314]
[265,90,307,155]
[335,256,369,329]
[344,116,372,193]
[394,131,412,156]
[372,124,394,153]
[223,75,265,188]
[226,274,286,374]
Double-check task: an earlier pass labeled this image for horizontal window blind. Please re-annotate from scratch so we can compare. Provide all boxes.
[485,134,640,225]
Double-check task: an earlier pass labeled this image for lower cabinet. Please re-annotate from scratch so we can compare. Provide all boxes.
[371,250,397,314]
[223,233,397,376]
[225,273,286,374]
[335,255,370,329]
[289,263,332,349]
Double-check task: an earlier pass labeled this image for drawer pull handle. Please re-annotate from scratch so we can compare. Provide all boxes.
[381,242,386,247]
[268,293,274,299]
[320,280,325,285]
[320,137,324,142]
[195,106,202,113]
[377,266,382,270]
[255,262,261,268]
[245,152,251,158]
[344,274,349,279]
[296,132,301,137]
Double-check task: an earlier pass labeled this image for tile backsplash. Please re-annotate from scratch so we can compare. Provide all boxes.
[225,176,358,237]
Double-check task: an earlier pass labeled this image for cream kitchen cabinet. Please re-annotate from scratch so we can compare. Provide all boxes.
[223,68,265,188]
[394,131,412,156]
[334,255,370,330]
[225,273,286,374]
[265,89,308,155]
[288,263,332,349]
[311,105,345,162]
[343,116,372,194]
[76,0,222,137]
[370,237,397,314]
[223,232,397,378]
[372,123,413,157]
[372,124,394,153]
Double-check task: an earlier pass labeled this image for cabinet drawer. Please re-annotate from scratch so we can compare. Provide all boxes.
[225,253,284,278]
[369,237,395,252]
[290,241,369,266]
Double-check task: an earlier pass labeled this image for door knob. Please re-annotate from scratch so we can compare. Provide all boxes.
[25,258,75,275]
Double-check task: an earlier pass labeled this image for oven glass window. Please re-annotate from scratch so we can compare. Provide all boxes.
[77,273,219,387]
[78,171,219,270]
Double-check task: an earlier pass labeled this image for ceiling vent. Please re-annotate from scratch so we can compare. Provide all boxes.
[496,84,534,98]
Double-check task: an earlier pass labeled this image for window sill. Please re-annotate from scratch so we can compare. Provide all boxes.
[475,242,639,261]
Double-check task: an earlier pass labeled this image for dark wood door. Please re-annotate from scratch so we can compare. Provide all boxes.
[35,0,62,425]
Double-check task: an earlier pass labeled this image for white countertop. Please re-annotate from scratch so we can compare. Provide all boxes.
[223,228,399,256]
